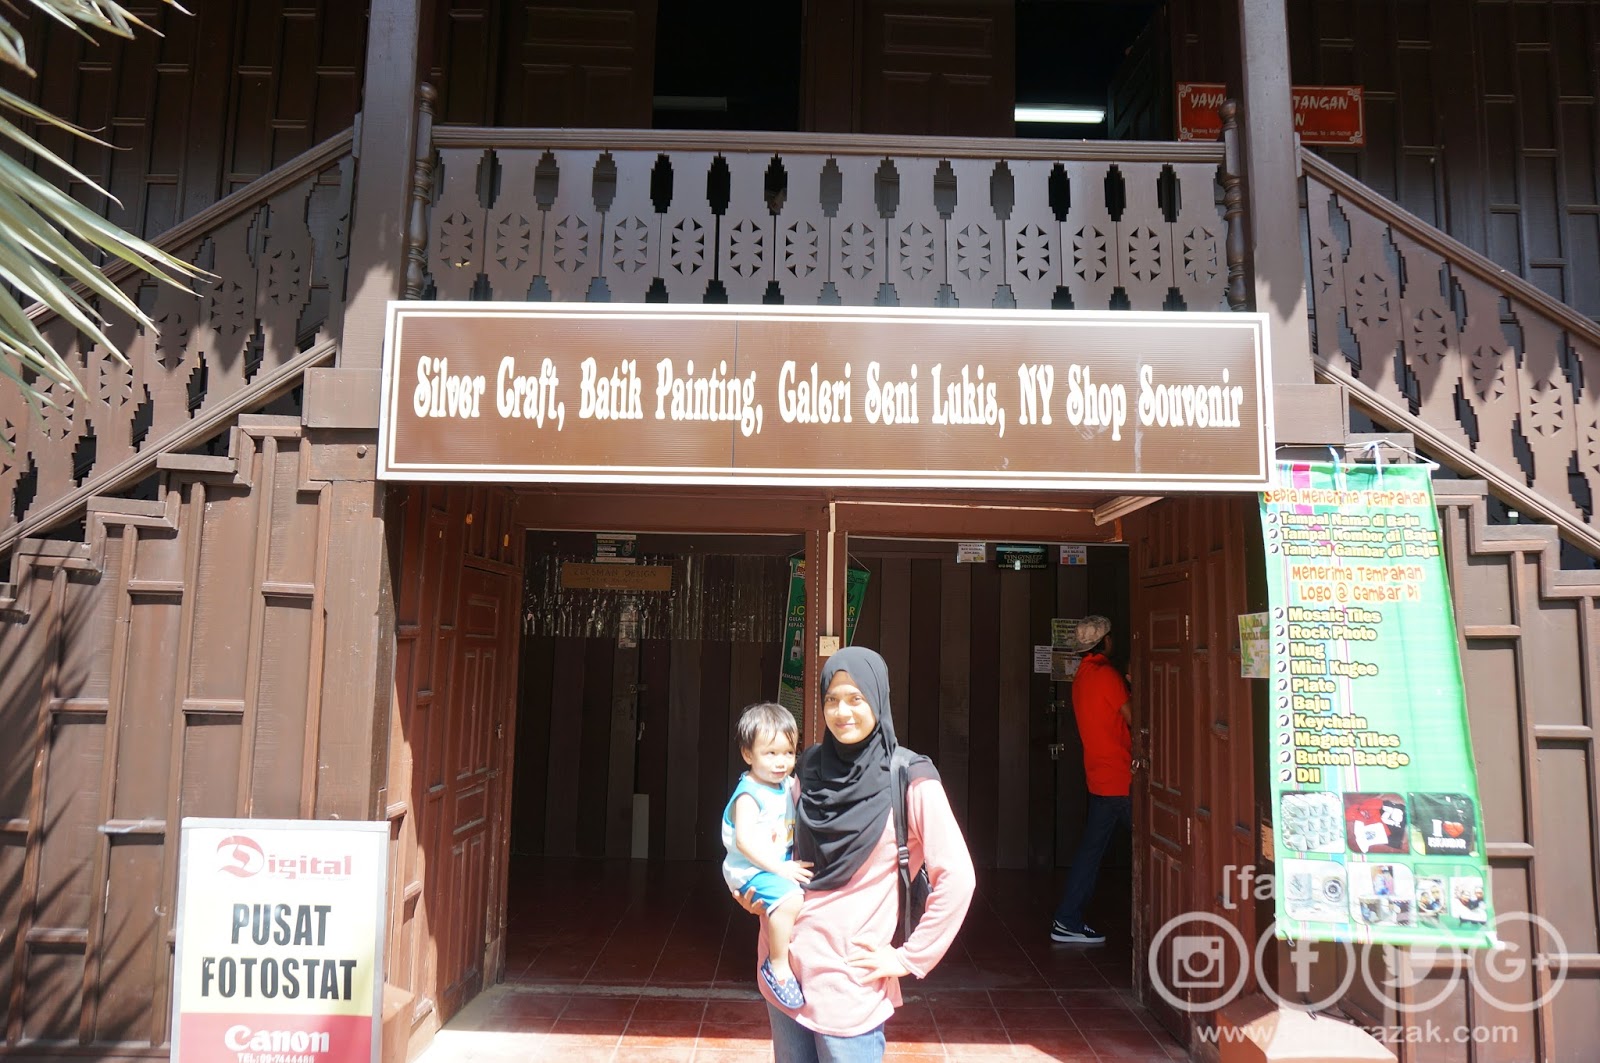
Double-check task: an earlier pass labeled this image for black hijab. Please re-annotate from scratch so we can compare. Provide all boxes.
[796,646,937,891]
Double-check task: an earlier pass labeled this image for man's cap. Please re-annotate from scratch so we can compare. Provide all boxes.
[1069,615,1112,652]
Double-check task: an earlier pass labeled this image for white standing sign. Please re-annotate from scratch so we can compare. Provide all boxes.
[173,819,387,1063]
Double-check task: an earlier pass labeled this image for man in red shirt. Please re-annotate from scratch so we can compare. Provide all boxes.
[1051,615,1132,945]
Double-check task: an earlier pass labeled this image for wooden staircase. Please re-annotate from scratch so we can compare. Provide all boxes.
[1302,149,1600,561]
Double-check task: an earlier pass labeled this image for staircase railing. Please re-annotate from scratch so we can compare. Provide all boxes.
[0,129,356,555]
[1302,150,1600,556]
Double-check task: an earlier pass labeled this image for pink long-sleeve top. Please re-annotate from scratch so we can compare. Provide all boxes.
[756,776,976,1037]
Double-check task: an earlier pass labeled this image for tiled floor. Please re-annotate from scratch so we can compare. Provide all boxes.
[417,857,1186,1062]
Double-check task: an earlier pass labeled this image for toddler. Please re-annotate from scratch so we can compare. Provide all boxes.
[722,702,812,1008]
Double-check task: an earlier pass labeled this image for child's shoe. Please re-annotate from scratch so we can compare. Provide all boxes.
[761,959,805,1008]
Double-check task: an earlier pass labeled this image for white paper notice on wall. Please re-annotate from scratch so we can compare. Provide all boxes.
[1033,645,1054,673]
[957,542,987,563]
[1060,544,1087,566]
[1238,611,1269,678]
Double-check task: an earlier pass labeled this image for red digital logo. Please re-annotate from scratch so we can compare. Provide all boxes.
[217,836,266,877]
[214,835,353,880]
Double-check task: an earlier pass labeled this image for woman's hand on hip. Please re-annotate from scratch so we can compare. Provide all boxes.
[846,940,909,983]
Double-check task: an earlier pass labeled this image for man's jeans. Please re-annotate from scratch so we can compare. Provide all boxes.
[1053,793,1133,930]
[768,1003,887,1063]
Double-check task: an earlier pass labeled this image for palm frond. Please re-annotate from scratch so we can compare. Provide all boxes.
[0,0,200,437]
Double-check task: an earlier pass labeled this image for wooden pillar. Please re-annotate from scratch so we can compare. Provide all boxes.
[1235,0,1345,443]
[804,524,826,745]
[1236,0,1310,386]
[343,0,430,373]
[307,0,434,823]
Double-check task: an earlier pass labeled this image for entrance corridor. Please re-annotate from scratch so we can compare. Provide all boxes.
[417,857,1187,1062]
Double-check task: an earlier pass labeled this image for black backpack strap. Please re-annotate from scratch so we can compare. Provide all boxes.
[890,746,913,943]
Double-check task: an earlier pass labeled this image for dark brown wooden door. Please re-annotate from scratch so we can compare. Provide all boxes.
[498,0,658,127]
[440,564,515,1015]
[804,0,1014,135]
[1136,574,1194,1039]
[859,0,1015,136]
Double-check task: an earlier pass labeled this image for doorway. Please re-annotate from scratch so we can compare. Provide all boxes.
[390,486,1260,1062]
[511,530,1134,876]
[511,532,800,865]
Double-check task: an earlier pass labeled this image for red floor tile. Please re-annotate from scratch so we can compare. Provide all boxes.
[616,1047,696,1063]
[1056,988,1129,1009]
[549,1016,626,1036]
[491,992,571,1018]
[632,998,708,1022]
[936,1006,1005,1029]
[623,1020,705,1045]
[560,994,640,1020]
[886,1037,945,1056]
[1009,1028,1095,1053]
[1080,1024,1172,1060]
[996,1007,1077,1031]
[692,1049,775,1062]
[703,998,769,1025]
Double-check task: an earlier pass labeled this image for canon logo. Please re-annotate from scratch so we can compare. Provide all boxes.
[215,836,353,879]
[223,1025,330,1053]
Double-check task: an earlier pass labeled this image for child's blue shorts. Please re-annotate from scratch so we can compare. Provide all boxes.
[740,871,802,911]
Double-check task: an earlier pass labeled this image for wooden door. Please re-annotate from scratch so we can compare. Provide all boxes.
[1136,574,1195,1038]
[804,0,1015,135]
[440,564,515,1016]
[861,0,1014,136]
[497,0,658,127]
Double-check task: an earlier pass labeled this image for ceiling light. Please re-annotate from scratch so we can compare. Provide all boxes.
[1014,105,1106,125]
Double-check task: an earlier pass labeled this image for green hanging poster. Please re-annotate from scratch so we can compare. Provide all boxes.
[777,559,870,723]
[1259,461,1493,948]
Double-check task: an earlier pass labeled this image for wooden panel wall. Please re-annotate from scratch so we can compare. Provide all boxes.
[0,418,340,1056]
[850,543,1131,871]
[9,1,365,238]
[1301,481,1600,1063]
[515,632,781,862]
[1174,0,1600,318]
[1287,0,1600,317]
[385,483,521,1042]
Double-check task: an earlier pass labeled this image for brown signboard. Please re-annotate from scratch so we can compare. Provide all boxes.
[1177,82,1365,146]
[378,304,1274,492]
[560,563,673,591]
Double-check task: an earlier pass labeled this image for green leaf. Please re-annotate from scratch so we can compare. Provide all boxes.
[0,0,199,415]
[0,113,114,200]
[0,17,34,76]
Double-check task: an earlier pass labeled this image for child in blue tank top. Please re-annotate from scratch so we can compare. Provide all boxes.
[723,702,812,1008]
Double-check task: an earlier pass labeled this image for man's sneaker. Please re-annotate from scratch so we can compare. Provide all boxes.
[1051,920,1106,944]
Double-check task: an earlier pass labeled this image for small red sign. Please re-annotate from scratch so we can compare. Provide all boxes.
[1177,82,1365,146]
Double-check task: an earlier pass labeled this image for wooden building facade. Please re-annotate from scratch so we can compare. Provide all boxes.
[1,2,1598,1062]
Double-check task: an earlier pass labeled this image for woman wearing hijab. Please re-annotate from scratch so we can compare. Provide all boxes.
[746,646,976,1062]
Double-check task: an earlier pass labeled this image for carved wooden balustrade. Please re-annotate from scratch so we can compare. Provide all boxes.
[0,130,355,554]
[1303,152,1600,555]
[416,127,1243,314]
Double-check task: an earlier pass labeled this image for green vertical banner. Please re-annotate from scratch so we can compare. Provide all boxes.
[1259,461,1493,948]
[777,559,870,724]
